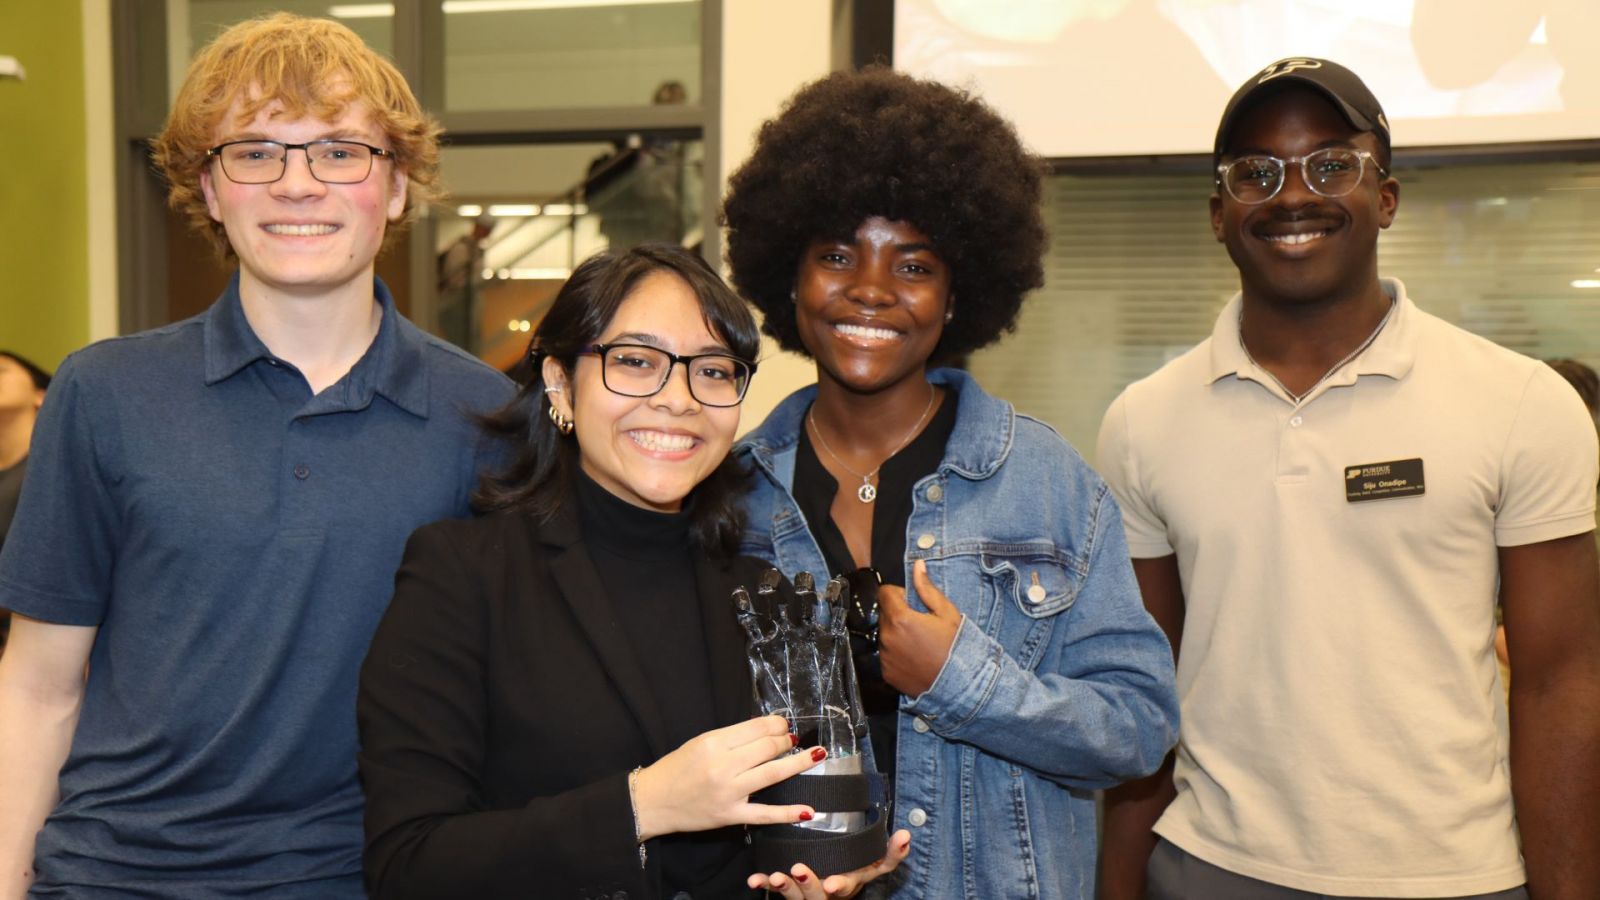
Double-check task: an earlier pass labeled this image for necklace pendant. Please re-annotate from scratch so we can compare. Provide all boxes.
[856,480,877,503]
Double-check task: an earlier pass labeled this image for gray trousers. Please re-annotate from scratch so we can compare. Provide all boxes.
[1147,839,1530,900]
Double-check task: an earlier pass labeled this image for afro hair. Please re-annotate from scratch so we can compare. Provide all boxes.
[721,67,1047,363]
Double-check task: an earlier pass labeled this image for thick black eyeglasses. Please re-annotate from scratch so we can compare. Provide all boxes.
[581,342,757,408]
[1216,148,1387,204]
[206,140,395,185]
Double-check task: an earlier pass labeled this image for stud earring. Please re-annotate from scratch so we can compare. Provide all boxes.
[944,309,954,323]
[547,403,575,435]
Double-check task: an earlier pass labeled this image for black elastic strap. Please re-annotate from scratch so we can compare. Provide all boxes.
[751,773,869,812]
[750,806,888,876]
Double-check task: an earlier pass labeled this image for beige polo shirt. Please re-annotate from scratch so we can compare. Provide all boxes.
[1097,279,1598,897]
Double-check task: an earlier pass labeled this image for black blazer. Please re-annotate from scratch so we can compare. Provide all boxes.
[357,506,768,900]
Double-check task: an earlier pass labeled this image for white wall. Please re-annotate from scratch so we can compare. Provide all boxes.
[718,0,831,434]
[84,0,116,342]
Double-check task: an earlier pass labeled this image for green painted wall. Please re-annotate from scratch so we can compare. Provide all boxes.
[0,2,88,371]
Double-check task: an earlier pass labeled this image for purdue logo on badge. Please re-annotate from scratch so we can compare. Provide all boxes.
[1344,458,1426,503]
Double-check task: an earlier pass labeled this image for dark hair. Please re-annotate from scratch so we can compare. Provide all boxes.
[721,67,1047,365]
[1547,358,1600,416]
[0,351,52,392]
[474,243,761,555]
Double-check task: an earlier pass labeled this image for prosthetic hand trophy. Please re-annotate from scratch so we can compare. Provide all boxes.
[734,569,887,874]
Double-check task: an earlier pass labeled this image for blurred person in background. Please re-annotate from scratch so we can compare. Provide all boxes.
[0,350,50,653]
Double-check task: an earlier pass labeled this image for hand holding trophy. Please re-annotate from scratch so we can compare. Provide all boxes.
[733,569,890,877]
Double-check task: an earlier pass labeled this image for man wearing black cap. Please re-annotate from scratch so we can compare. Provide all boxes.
[1098,58,1600,899]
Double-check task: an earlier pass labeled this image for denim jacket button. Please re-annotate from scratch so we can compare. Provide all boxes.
[912,716,930,733]
[925,484,943,502]
[915,533,936,550]
[907,807,928,827]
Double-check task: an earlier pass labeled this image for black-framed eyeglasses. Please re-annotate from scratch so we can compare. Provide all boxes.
[1216,148,1387,204]
[580,342,757,408]
[206,140,395,185]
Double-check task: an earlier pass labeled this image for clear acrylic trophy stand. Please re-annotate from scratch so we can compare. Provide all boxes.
[734,569,886,875]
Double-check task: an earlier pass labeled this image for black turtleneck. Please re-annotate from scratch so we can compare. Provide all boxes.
[574,468,741,893]
[574,467,715,752]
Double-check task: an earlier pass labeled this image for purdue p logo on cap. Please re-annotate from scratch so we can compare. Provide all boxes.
[1258,58,1323,83]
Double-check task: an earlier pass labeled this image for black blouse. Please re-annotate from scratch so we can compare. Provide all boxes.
[791,389,958,777]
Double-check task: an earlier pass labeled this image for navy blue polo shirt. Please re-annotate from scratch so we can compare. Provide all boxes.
[0,275,513,897]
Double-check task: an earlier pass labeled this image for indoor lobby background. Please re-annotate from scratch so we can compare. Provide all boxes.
[3,0,1598,455]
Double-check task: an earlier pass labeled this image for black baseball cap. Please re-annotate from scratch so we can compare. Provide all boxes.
[1214,58,1391,164]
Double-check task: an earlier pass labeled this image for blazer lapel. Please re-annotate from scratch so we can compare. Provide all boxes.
[697,554,757,728]
[533,509,673,758]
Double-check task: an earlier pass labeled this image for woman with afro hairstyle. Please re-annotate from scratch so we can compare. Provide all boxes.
[724,68,1179,899]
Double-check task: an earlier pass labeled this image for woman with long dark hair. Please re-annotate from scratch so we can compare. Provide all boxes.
[723,70,1180,899]
[356,244,908,899]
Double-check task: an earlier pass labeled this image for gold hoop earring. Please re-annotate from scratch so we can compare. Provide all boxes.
[547,403,575,436]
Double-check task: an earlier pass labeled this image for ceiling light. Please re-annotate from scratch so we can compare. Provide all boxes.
[328,4,392,17]
[457,204,483,217]
[1571,279,1600,289]
[488,204,541,217]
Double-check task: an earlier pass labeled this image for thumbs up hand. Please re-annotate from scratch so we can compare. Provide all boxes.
[876,559,963,698]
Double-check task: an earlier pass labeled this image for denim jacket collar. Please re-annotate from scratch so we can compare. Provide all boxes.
[738,367,1012,482]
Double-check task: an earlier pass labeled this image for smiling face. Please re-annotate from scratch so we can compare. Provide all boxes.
[794,217,952,395]
[1210,87,1399,310]
[200,97,406,300]
[543,271,743,513]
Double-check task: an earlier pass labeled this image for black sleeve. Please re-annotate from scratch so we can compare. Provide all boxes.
[357,522,654,900]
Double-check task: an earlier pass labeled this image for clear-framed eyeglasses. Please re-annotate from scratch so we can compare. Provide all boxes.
[581,342,757,408]
[206,140,395,185]
[1216,148,1387,205]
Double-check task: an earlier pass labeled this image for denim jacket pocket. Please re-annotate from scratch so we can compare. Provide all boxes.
[981,551,1082,620]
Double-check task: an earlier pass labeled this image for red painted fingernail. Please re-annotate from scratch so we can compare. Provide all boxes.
[796,873,809,883]
[810,747,827,762]
[789,733,799,747]
[798,810,813,821]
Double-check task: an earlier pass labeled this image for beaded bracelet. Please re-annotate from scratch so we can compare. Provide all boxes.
[627,766,647,869]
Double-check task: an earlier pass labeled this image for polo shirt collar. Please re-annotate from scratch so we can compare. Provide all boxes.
[202,273,431,418]
[1206,277,1418,389]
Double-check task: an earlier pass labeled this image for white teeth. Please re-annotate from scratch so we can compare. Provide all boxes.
[630,430,696,452]
[265,224,338,236]
[1265,230,1328,245]
[835,323,899,341]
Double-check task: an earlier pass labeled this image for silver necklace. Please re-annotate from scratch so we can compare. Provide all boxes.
[1239,298,1395,403]
[807,383,938,504]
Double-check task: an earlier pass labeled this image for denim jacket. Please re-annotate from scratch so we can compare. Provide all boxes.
[736,369,1179,899]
